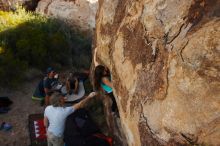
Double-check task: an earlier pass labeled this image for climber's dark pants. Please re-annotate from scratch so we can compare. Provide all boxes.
[106,92,118,113]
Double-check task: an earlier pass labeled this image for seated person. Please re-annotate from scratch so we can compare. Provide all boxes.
[66,73,79,95]
[61,71,89,102]
[32,67,58,105]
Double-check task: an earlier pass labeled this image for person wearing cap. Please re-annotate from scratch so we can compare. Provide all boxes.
[44,91,97,146]
[44,67,57,106]
[32,67,59,104]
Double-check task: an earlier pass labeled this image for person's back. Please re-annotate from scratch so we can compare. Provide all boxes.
[44,91,97,146]
[44,105,74,137]
[44,92,75,146]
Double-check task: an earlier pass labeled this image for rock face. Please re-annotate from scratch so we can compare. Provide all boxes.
[93,0,220,145]
[0,0,21,11]
[36,0,98,33]
[0,0,39,11]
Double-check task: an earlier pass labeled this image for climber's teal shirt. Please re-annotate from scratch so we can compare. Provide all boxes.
[101,82,113,93]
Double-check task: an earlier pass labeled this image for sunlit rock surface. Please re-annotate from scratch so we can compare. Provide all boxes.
[93,0,220,145]
[36,0,98,33]
[0,0,39,11]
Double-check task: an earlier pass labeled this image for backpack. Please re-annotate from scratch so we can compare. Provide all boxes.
[0,96,13,107]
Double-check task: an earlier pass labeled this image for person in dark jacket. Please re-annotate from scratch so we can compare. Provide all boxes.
[32,67,57,105]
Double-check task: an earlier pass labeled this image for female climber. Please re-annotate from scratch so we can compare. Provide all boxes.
[94,65,117,112]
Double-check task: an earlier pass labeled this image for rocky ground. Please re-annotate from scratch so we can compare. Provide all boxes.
[0,79,44,146]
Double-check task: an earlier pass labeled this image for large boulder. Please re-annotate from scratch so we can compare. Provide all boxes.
[0,0,40,11]
[93,0,220,145]
[36,0,98,33]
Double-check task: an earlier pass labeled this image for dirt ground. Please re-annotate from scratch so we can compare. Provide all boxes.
[0,79,44,146]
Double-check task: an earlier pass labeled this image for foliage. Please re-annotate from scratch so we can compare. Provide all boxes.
[0,7,92,87]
